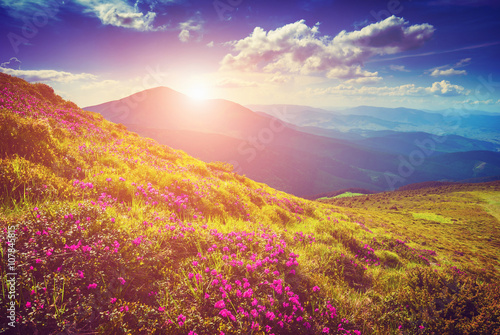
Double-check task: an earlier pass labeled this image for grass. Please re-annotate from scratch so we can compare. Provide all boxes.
[411,212,452,224]
[475,191,500,223]
[318,192,364,200]
[1,73,500,334]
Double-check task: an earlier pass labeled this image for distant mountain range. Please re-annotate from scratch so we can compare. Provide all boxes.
[85,88,500,196]
[248,104,500,145]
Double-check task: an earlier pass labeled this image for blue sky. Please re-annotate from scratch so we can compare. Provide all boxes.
[0,0,499,112]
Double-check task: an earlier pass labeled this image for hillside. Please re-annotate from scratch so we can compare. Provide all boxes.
[1,73,500,334]
[320,181,500,272]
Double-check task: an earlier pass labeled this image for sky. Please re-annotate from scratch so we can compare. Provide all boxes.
[0,0,499,112]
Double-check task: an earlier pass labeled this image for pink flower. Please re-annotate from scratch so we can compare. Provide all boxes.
[195,273,203,282]
[88,283,97,289]
[214,300,225,309]
[242,288,253,298]
[78,270,84,278]
[110,298,117,304]
[159,307,165,312]
[323,327,330,333]
[266,311,275,320]
[178,314,186,326]
[26,302,31,308]
[118,277,126,285]
[312,286,320,292]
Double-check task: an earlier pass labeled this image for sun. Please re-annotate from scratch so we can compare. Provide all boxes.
[187,84,209,100]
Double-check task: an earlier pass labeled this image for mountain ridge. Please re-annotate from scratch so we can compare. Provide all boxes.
[86,87,500,196]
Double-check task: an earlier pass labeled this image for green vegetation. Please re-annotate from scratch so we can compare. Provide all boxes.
[1,73,499,334]
[334,192,364,199]
[411,212,452,224]
[318,192,364,201]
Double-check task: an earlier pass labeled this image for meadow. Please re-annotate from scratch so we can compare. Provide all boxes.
[1,73,499,334]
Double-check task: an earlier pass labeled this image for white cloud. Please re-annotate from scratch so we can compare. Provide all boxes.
[389,64,410,72]
[221,16,434,81]
[0,67,97,83]
[430,68,467,77]
[309,80,469,97]
[177,15,204,42]
[344,76,383,85]
[81,79,120,90]
[206,41,214,48]
[455,57,471,67]
[215,78,259,88]
[1,0,166,31]
[0,0,61,18]
[426,58,471,77]
[459,99,498,105]
[75,0,164,31]
[1,57,22,70]
[178,29,190,42]
[266,73,293,84]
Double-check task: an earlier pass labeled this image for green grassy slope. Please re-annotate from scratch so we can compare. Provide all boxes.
[320,182,500,273]
[1,73,499,334]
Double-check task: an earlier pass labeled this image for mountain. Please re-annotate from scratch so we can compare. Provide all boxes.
[354,132,499,155]
[86,89,500,196]
[86,88,399,195]
[250,104,500,145]
[1,73,500,334]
